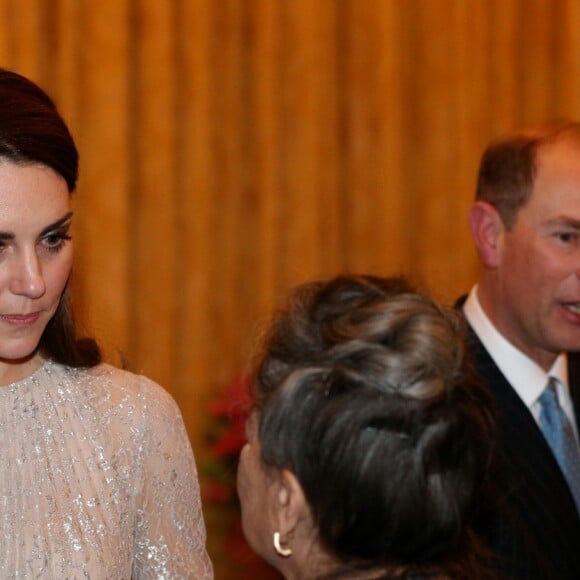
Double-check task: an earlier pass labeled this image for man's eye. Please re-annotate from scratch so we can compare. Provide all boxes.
[556,232,577,243]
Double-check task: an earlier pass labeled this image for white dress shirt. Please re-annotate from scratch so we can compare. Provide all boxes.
[464,285,579,441]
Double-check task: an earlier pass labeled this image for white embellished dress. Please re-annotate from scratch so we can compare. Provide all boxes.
[0,360,214,579]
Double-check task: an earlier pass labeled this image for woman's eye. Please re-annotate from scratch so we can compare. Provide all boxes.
[42,231,71,253]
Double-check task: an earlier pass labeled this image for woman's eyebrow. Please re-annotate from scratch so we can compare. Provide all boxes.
[39,212,74,236]
[0,212,74,241]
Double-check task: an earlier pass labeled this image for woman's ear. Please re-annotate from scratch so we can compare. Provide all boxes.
[468,201,505,268]
[273,469,308,537]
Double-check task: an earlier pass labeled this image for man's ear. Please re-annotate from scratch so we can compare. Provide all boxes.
[468,201,505,268]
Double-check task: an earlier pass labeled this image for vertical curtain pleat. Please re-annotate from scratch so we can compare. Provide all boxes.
[131,1,178,384]
[73,2,132,360]
[173,0,214,419]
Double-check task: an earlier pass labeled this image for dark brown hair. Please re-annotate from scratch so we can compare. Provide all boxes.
[0,68,100,367]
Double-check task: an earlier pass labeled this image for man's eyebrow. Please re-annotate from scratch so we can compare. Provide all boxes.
[0,211,74,241]
[548,217,580,229]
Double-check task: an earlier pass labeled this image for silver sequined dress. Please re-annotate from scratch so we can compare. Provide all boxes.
[0,360,214,579]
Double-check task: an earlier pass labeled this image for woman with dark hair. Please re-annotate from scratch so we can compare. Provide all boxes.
[0,69,213,578]
[237,275,496,579]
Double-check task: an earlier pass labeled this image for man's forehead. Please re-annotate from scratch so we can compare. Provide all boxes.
[538,134,580,158]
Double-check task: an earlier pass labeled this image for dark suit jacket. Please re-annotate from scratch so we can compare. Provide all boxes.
[459,300,580,579]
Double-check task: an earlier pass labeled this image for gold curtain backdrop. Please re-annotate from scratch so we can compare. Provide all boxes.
[0,0,578,573]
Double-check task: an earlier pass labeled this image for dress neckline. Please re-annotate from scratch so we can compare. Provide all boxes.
[0,359,53,391]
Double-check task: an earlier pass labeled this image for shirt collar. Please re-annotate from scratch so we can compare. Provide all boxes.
[463,285,568,408]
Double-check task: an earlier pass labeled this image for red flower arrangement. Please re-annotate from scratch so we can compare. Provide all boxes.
[203,372,253,505]
[203,373,281,578]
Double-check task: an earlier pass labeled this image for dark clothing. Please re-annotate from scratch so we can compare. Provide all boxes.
[460,303,580,580]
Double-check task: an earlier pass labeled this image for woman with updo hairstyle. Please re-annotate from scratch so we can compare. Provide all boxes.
[237,275,496,579]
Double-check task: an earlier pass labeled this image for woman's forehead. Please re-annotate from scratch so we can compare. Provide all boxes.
[0,163,69,232]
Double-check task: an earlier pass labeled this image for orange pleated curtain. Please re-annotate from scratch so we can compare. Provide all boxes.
[0,0,578,574]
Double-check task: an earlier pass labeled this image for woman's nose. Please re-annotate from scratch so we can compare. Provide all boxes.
[9,248,46,299]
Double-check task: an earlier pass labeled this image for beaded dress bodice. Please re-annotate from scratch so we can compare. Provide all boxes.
[0,361,213,579]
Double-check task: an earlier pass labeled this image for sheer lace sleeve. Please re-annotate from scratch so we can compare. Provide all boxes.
[131,377,214,579]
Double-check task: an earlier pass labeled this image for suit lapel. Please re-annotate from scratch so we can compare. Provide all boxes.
[457,296,580,577]
[465,324,580,515]
[567,351,580,424]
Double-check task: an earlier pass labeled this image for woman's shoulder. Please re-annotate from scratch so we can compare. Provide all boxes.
[59,362,182,419]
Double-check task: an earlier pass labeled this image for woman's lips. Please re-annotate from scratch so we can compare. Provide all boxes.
[0,312,41,326]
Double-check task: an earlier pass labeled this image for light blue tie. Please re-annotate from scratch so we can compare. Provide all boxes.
[538,379,580,513]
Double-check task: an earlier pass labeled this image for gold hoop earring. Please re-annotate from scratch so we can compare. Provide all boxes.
[273,531,292,557]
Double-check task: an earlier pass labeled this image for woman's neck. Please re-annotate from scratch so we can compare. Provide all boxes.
[0,352,45,386]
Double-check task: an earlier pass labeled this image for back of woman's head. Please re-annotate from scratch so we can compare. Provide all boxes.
[253,275,495,576]
[0,68,78,191]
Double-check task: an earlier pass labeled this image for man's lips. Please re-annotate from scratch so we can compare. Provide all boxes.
[563,303,580,315]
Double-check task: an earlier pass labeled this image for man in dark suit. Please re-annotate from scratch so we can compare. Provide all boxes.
[461,122,580,579]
